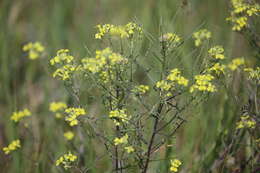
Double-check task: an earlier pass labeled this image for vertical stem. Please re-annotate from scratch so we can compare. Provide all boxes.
[115,68,121,173]
[161,40,167,80]
[142,102,164,173]
[130,39,134,82]
[142,34,168,172]
[115,125,120,173]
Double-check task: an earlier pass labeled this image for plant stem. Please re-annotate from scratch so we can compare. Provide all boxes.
[142,102,164,173]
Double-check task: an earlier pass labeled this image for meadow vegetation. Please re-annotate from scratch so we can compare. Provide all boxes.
[0,0,259,172]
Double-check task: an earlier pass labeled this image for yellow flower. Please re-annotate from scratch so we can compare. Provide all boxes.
[244,67,260,84]
[23,42,45,60]
[64,131,74,140]
[65,107,86,126]
[109,109,129,126]
[94,22,142,39]
[226,0,260,31]
[208,46,225,59]
[228,58,245,71]
[114,134,129,145]
[56,152,77,170]
[52,65,78,80]
[236,115,256,129]
[81,48,128,84]
[50,49,81,81]
[50,49,74,66]
[49,102,67,112]
[193,29,211,47]
[166,68,189,87]
[160,33,181,45]
[190,74,216,93]
[132,85,150,94]
[124,146,134,153]
[156,80,172,91]
[3,139,21,154]
[10,109,31,122]
[170,159,182,172]
[206,63,226,75]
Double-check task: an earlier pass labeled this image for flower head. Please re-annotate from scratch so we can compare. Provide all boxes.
[124,146,134,153]
[170,159,182,172]
[95,22,142,39]
[228,58,245,71]
[109,109,129,126]
[206,63,226,75]
[208,46,225,59]
[23,42,45,60]
[132,85,150,95]
[114,134,129,145]
[3,139,21,154]
[56,152,77,170]
[236,115,256,129]
[65,107,86,126]
[193,29,211,47]
[10,109,31,122]
[64,131,75,140]
[190,74,216,93]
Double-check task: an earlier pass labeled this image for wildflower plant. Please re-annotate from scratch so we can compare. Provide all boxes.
[1,1,260,172]
[6,16,258,172]
[44,20,243,172]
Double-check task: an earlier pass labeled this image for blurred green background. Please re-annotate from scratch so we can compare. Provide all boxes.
[0,0,256,172]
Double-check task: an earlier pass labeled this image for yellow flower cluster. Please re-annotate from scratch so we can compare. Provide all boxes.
[49,102,67,118]
[228,58,245,71]
[236,115,256,129]
[63,131,74,140]
[10,108,31,122]
[52,64,78,80]
[82,48,127,83]
[56,152,77,170]
[114,134,134,153]
[109,109,129,126]
[226,0,260,31]
[65,107,86,126]
[49,102,67,112]
[82,48,127,73]
[156,80,172,91]
[114,134,129,145]
[50,49,79,80]
[50,49,74,65]
[3,139,21,154]
[192,29,212,47]
[208,46,225,59]
[23,42,45,60]
[206,63,226,75]
[156,68,188,96]
[167,69,189,86]
[95,22,142,39]
[160,33,181,44]
[190,74,216,93]
[124,146,135,153]
[244,67,260,84]
[132,85,150,94]
[170,159,182,172]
